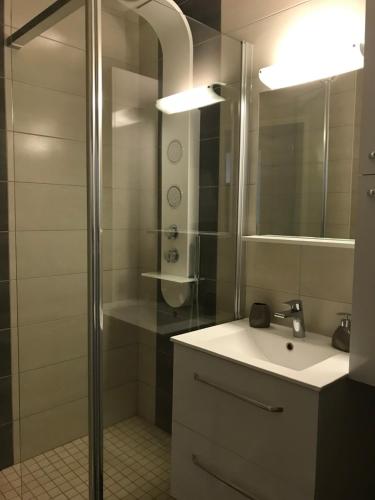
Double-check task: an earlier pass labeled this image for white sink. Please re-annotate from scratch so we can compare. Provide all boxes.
[172,319,349,389]
[199,324,335,371]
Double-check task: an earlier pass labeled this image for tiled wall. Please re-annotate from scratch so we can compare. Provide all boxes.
[0,0,12,470]
[4,0,158,464]
[221,0,365,335]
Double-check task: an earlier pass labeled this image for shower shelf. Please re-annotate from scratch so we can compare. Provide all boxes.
[242,235,355,248]
[141,272,199,283]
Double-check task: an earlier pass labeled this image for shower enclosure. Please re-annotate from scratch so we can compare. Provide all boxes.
[2,0,247,498]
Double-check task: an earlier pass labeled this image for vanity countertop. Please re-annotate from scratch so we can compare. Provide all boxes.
[171,319,349,391]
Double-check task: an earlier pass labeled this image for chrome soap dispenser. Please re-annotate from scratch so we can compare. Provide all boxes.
[332,312,351,352]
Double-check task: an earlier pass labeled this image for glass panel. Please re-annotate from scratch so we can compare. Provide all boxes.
[1,2,89,498]
[257,81,326,237]
[100,1,242,498]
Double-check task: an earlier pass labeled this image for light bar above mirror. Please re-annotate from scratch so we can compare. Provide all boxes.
[259,42,364,90]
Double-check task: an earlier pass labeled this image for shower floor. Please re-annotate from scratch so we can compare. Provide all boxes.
[0,417,173,499]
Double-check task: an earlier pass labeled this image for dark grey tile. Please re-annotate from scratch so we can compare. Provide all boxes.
[0,329,10,377]
[200,103,220,140]
[199,235,217,280]
[156,350,173,394]
[198,278,217,317]
[155,388,172,434]
[0,375,12,425]
[0,182,8,231]
[0,422,13,470]
[199,137,220,187]
[0,232,9,281]
[178,0,221,31]
[0,281,10,330]
[199,186,218,232]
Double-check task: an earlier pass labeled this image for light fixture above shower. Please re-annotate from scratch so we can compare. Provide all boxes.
[156,83,225,114]
[259,42,364,90]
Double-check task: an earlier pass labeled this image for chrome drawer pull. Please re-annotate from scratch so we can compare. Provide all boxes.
[194,373,284,413]
[192,454,258,500]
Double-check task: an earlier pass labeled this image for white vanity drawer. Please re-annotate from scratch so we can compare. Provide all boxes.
[172,345,319,490]
[171,421,314,500]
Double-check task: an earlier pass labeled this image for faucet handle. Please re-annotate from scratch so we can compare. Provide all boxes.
[284,299,303,311]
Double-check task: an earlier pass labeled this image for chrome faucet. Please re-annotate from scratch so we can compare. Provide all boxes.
[274,300,306,338]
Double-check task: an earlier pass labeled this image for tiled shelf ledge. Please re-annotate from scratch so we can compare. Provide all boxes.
[242,234,355,249]
[141,272,198,283]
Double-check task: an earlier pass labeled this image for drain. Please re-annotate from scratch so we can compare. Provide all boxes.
[286,342,294,351]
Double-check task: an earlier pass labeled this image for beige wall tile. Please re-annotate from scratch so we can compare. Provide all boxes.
[14,133,86,185]
[13,81,85,140]
[19,357,87,418]
[103,315,138,349]
[328,125,355,162]
[326,193,351,226]
[244,184,257,235]
[17,273,87,326]
[5,78,12,131]
[8,230,16,279]
[102,12,139,67]
[6,132,14,181]
[103,382,137,427]
[4,0,11,25]
[15,183,86,230]
[244,285,295,321]
[138,343,156,386]
[138,231,157,271]
[327,159,352,193]
[18,316,87,372]
[246,241,300,293]
[329,90,356,128]
[137,326,157,348]
[12,1,86,49]
[3,26,12,79]
[20,398,88,461]
[16,230,86,278]
[7,181,15,231]
[103,269,139,304]
[300,246,354,303]
[302,296,351,337]
[222,0,310,33]
[12,35,85,96]
[103,345,138,389]
[137,381,155,424]
[103,229,138,271]
[102,187,139,230]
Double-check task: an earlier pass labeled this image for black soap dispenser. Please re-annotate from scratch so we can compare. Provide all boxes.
[332,312,351,352]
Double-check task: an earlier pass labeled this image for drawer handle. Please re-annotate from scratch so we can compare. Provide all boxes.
[192,454,259,500]
[194,373,284,413]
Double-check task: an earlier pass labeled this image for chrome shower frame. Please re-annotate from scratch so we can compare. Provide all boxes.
[7,2,250,498]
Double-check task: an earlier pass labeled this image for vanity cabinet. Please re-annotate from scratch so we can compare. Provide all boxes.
[350,0,375,386]
[171,345,375,500]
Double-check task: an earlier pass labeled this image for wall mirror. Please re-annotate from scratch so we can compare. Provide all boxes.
[256,70,361,242]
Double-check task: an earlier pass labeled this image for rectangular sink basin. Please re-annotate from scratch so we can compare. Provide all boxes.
[172,319,349,389]
[200,325,335,371]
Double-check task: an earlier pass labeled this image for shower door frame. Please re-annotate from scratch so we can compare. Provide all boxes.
[86,1,104,499]
[7,1,249,498]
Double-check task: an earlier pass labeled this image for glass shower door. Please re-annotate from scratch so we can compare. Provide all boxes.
[100,1,243,498]
[0,1,244,498]
[4,1,90,499]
